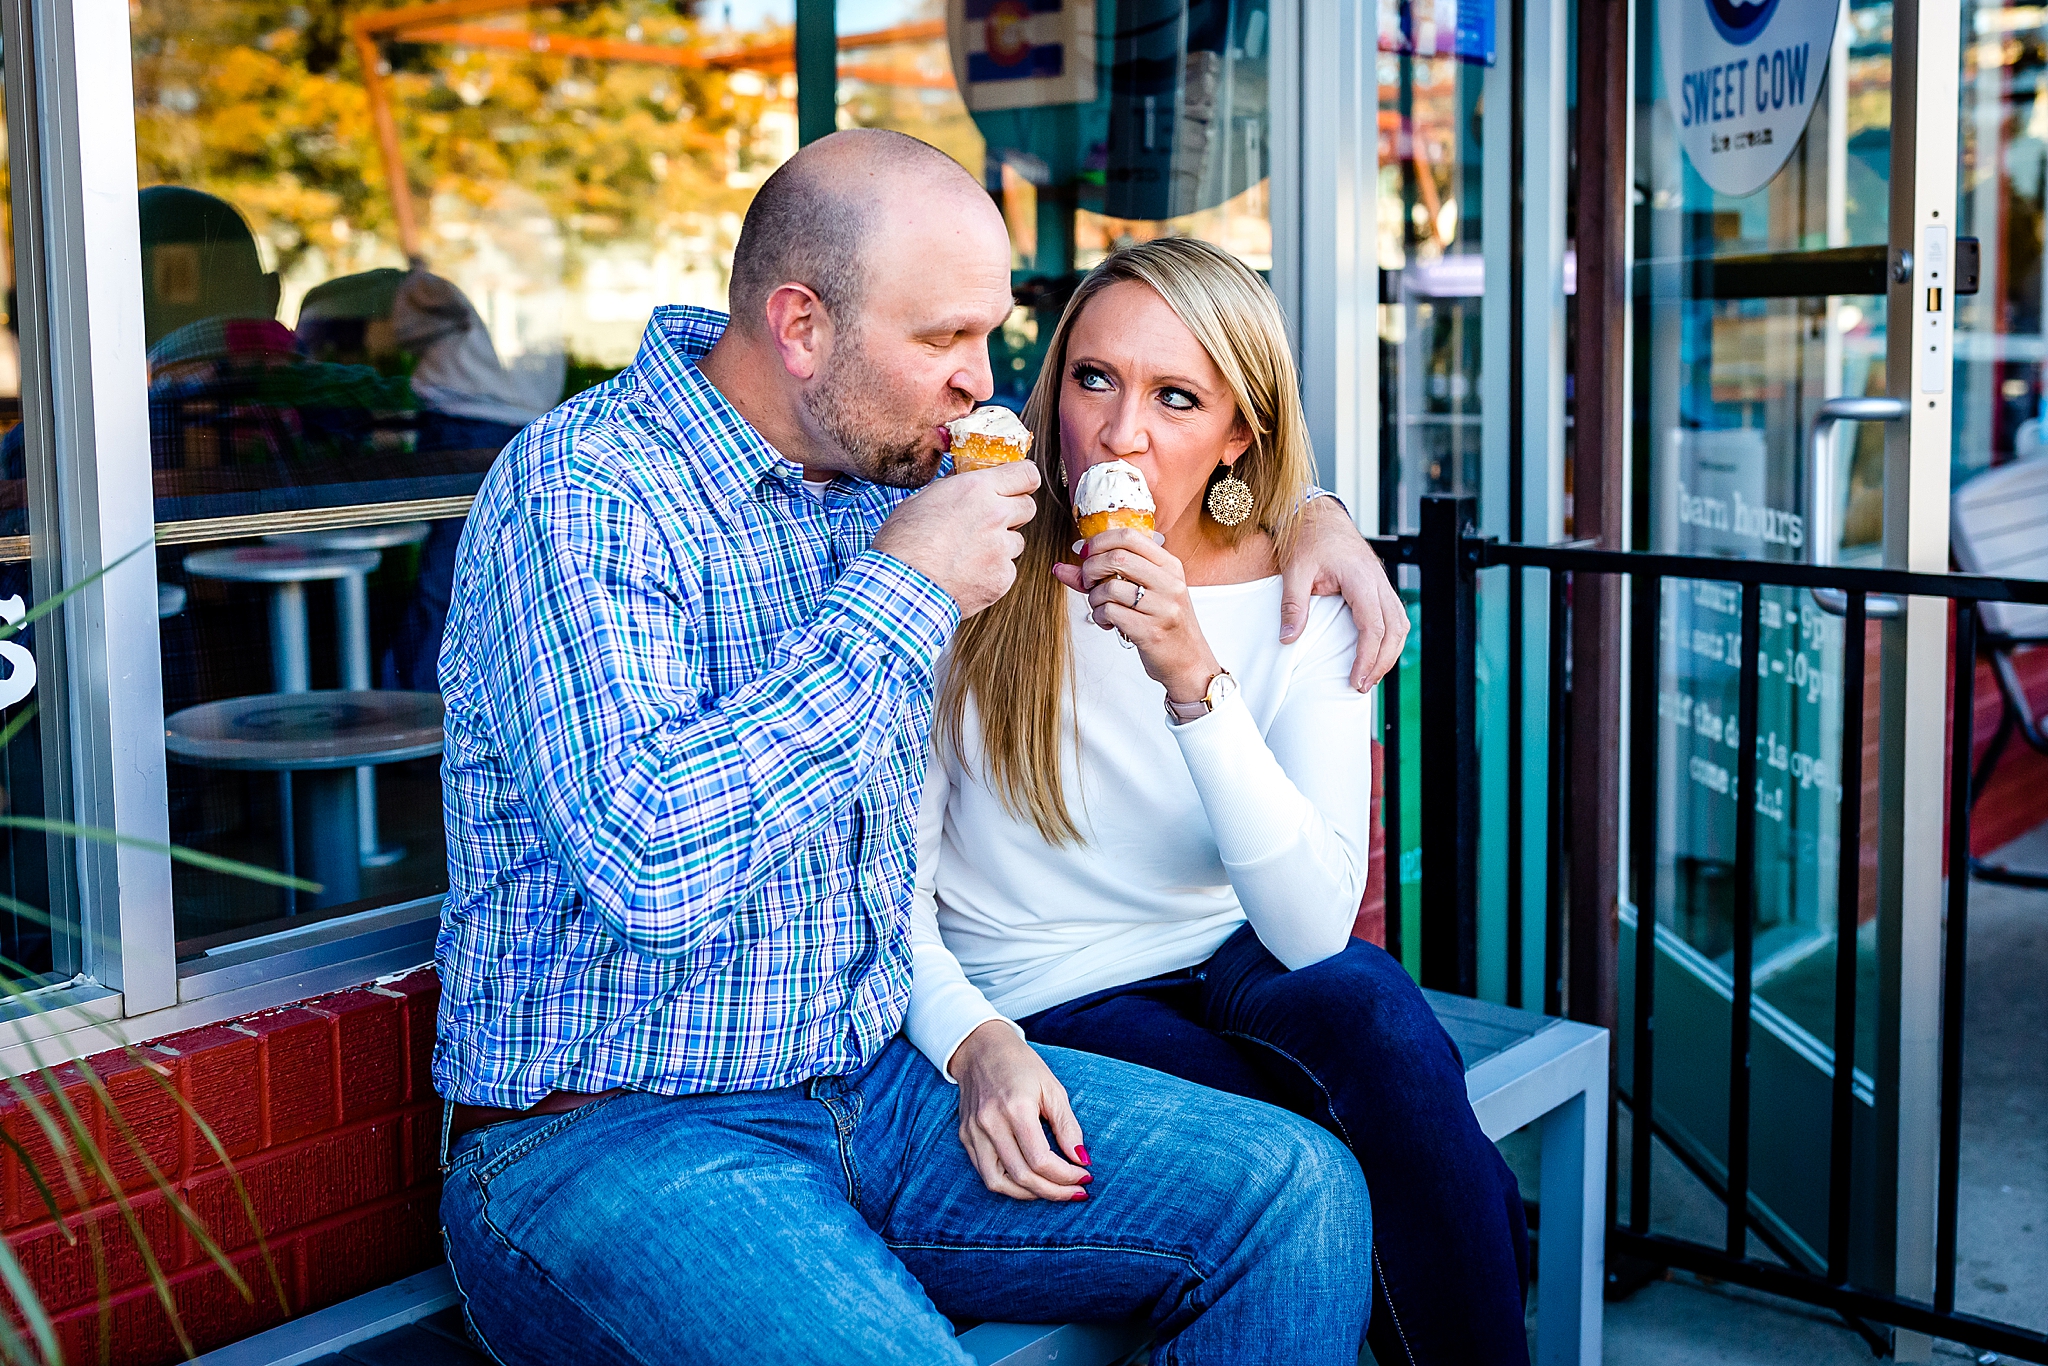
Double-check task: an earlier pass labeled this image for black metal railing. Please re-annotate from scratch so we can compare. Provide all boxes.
[1377,493,2048,1362]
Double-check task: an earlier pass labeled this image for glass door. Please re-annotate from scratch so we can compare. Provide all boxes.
[1624,0,1894,1276]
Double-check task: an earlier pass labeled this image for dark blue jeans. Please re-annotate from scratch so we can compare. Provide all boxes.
[1019,927,1531,1366]
[440,1037,1371,1364]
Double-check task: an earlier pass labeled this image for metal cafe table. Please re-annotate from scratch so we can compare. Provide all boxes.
[182,544,380,694]
[266,521,434,866]
[164,690,442,913]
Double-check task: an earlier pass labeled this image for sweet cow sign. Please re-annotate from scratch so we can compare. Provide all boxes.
[1658,0,1838,197]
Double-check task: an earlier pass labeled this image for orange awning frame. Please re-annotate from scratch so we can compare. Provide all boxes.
[347,5,948,259]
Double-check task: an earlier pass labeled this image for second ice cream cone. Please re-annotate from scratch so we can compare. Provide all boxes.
[1072,460,1157,543]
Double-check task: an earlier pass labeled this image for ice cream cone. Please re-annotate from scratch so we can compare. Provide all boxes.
[1077,507,1156,539]
[1072,460,1157,543]
[947,407,1033,472]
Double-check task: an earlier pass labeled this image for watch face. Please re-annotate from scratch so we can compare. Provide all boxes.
[1206,671,1239,708]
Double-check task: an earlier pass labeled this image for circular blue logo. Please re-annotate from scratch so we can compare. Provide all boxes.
[1706,0,1781,44]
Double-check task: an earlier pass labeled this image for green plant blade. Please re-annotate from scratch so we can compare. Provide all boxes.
[0,817,320,893]
[0,701,38,755]
[0,1125,66,1233]
[0,538,152,643]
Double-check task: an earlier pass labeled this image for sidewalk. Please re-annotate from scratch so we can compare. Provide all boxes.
[1581,822,2048,1364]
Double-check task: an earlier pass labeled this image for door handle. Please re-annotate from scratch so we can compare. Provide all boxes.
[1808,397,1908,619]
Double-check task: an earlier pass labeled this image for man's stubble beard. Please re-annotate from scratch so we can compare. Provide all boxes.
[800,330,948,490]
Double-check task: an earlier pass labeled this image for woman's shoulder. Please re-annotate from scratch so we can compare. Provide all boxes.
[1186,578,1362,686]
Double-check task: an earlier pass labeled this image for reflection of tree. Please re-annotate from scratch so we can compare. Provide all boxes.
[130,0,794,295]
[832,1,982,182]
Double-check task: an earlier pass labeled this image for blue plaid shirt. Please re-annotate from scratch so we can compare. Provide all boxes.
[433,306,956,1107]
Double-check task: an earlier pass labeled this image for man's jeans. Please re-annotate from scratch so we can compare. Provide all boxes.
[440,1038,1371,1365]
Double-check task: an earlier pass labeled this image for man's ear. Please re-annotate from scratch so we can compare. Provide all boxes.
[762,283,832,382]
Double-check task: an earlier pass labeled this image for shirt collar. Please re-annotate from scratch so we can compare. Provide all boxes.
[630,305,808,510]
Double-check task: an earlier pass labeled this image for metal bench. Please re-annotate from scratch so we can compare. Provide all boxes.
[193,994,1606,1366]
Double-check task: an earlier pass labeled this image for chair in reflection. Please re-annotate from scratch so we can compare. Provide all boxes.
[267,521,433,866]
[1953,453,2048,887]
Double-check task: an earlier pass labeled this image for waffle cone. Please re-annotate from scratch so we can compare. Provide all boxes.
[1077,508,1156,539]
[951,432,1032,472]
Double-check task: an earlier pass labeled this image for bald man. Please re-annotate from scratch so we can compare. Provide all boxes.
[434,130,1380,1364]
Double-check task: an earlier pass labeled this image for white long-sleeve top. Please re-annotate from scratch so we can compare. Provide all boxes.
[906,577,1375,1080]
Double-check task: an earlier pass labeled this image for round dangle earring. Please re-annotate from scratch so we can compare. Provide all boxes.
[1205,463,1255,527]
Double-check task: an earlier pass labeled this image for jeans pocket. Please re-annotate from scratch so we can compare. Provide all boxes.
[471,1093,631,1193]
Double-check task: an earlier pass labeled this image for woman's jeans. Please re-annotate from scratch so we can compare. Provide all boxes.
[1020,927,1532,1366]
[439,1037,1371,1365]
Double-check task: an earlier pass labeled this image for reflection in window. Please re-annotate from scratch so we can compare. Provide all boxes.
[131,0,801,951]
[0,50,65,983]
[1959,0,2048,474]
[1377,43,1485,531]
[837,0,1273,406]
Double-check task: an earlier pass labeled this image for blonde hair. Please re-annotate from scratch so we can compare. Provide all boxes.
[939,237,1318,843]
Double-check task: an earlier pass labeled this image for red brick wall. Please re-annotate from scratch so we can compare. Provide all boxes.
[3,967,445,1365]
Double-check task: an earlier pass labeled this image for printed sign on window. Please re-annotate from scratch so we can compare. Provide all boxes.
[1656,0,1837,197]
[1377,0,1496,66]
[948,0,1098,113]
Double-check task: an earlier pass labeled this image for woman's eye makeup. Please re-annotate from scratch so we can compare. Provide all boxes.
[1068,363,1198,411]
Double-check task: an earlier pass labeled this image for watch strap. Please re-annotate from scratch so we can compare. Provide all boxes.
[1165,668,1233,723]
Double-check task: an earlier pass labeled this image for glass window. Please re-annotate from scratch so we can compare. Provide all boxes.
[0,41,74,984]
[1373,17,1497,974]
[835,0,1274,406]
[1957,4,2047,474]
[130,0,799,953]
[1377,40,1487,529]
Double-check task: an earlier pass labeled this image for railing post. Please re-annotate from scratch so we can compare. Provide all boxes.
[1418,494,1479,995]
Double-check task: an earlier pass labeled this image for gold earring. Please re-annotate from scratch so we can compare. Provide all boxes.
[1206,464,1254,527]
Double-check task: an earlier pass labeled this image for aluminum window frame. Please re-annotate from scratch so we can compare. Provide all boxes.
[1272,0,1378,525]
[0,0,445,1046]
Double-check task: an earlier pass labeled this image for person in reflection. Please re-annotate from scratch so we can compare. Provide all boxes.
[139,186,413,476]
[908,237,1531,1366]
[433,128,1410,1363]
[376,269,548,691]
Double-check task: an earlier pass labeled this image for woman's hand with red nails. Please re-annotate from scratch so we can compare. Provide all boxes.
[947,1020,1092,1202]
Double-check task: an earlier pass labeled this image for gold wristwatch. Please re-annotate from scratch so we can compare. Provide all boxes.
[1165,668,1237,724]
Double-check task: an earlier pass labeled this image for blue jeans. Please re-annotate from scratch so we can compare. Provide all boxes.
[439,1036,1371,1364]
[1019,928,1531,1366]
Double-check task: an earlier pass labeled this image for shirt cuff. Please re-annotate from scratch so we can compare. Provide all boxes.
[827,549,960,675]
[906,952,1027,1083]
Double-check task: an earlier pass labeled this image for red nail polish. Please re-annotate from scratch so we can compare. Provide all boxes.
[1070,1189,1088,1202]
[1077,1173,1093,1185]
[1074,1145,1090,1166]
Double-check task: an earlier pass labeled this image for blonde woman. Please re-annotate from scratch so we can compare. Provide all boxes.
[907,238,1530,1365]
